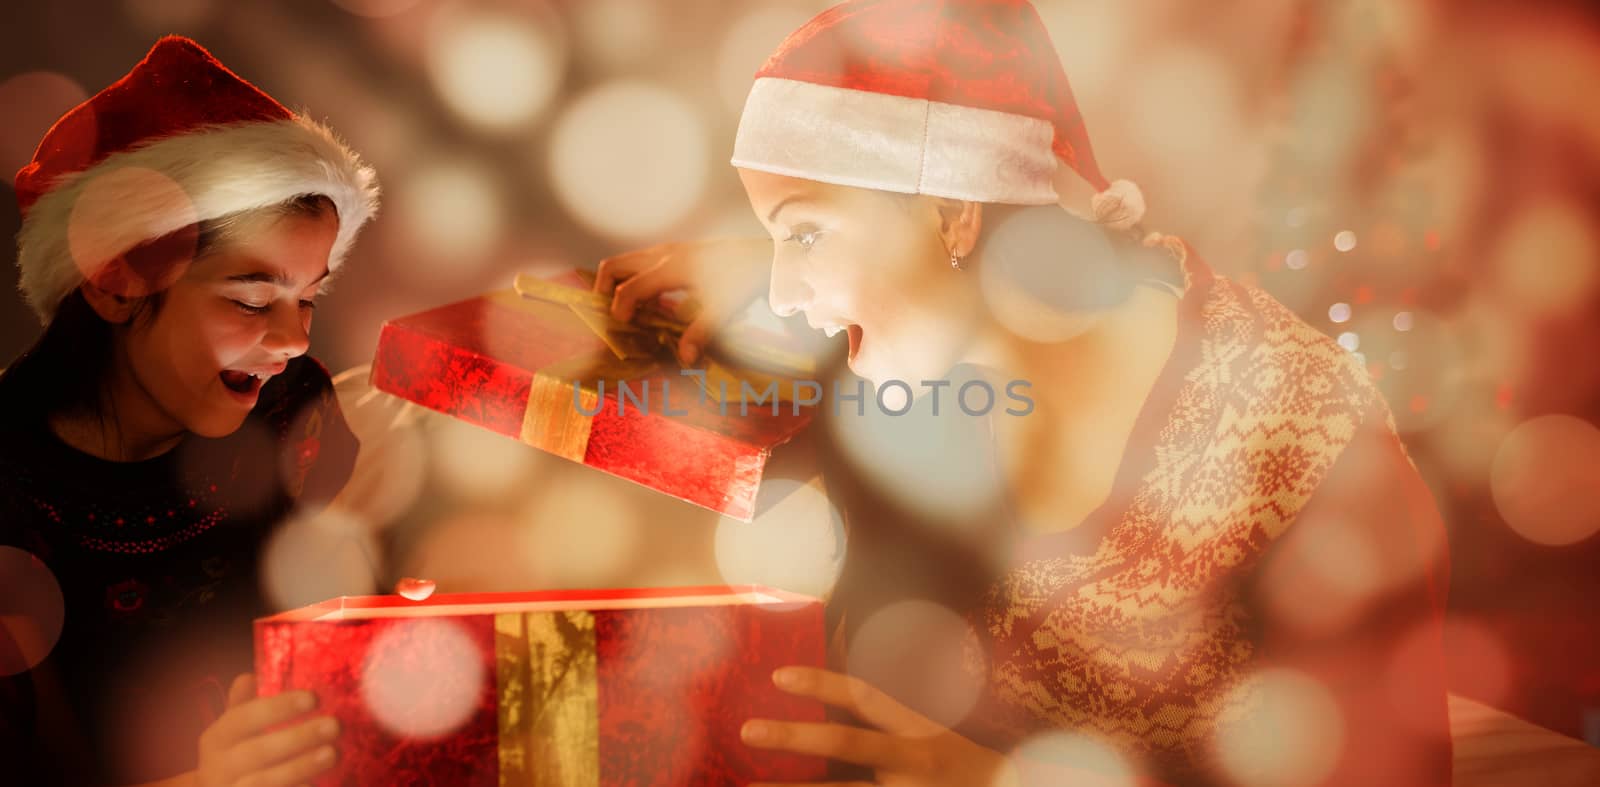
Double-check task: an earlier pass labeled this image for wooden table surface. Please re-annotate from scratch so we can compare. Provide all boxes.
[1450,694,1600,787]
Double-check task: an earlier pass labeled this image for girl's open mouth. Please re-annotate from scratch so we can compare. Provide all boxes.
[846,324,863,361]
[219,370,264,397]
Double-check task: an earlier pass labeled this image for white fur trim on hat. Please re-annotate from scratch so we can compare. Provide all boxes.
[732,77,1062,205]
[17,116,380,324]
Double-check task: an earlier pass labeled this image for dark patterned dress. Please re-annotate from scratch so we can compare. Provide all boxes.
[0,355,359,785]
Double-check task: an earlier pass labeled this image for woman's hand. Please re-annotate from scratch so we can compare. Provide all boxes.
[594,237,771,365]
[195,674,339,787]
[740,666,1019,787]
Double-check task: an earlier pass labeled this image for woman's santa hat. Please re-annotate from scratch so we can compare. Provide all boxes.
[14,36,379,324]
[732,0,1144,227]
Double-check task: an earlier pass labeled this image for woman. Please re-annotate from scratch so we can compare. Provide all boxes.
[597,2,1452,785]
[0,37,379,786]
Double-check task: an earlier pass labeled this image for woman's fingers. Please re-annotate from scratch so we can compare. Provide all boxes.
[225,714,339,776]
[233,743,337,787]
[609,256,691,322]
[771,667,944,739]
[677,314,719,365]
[203,690,316,750]
[741,719,925,772]
[594,246,679,297]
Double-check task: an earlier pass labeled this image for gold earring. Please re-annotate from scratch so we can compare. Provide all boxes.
[950,253,964,271]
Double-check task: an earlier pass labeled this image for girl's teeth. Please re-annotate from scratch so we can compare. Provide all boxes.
[824,326,842,338]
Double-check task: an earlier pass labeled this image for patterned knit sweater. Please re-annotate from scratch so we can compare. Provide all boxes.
[962,244,1454,786]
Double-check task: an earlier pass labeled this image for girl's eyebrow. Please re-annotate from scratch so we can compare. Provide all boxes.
[226,267,331,288]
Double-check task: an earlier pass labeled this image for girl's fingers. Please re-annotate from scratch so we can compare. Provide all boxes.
[233,743,337,787]
[204,690,317,749]
[226,714,339,775]
[226,673,257,710]
[771,667,944,739]
[741,719,924,772]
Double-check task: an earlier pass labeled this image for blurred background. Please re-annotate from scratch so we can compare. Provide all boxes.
[3,0,1598,755]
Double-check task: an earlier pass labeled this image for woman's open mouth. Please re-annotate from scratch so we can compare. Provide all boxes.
[846,324,863,361]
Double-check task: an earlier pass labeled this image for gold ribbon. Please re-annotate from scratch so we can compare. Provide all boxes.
[496,611,599,786]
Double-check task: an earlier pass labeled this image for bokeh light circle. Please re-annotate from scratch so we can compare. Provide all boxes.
[1491,198,1600,318]
[716,5,820,115]
[0,72,89,179]
[1214,669,1344,787]
[425,5,565,133]
[845,599,986,734]
[67,167,197,296]
[1007,730,1138,787]
[827,372,1002,527]
[714,477,846,602]
[1490,414,1600,546]
[395,156,505,276]
[361,618,486,739]
[260,507,380,611]
[0,546,66,677]
[331,0,424,18]
[547,81,709,241]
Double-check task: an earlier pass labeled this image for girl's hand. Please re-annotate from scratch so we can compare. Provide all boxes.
[740,666,1020,787]
[195,674,339,787]
[594,238,771,365]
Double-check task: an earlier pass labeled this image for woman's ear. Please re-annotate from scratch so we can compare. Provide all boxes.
[79,274,139,324]
[933,199,984,259]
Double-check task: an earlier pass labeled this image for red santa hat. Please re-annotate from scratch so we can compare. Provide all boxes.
[732,0,1144,227]
[14,36,380,324]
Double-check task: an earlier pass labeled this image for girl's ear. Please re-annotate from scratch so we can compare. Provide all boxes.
[79,272,139,324]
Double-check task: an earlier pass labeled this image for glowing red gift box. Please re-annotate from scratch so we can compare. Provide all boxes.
[254,585,827,785]
[370,271,816,521]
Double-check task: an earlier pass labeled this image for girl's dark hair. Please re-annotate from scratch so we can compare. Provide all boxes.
[0,194,336,427]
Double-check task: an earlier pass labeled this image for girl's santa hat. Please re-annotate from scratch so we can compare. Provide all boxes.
[732,0,1144,227]
[14,36,380,324]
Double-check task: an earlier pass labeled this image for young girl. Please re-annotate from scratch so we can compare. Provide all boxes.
[0,37,378,786]
[598,2,1453,785]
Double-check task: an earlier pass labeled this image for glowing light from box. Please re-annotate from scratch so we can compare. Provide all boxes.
[828,375,1003,526]
[1007,731,1137,787]
[714,477,845,603]
[1490,414,1600,546]
[846,600,985,734]
[361,618,485,738]
[717,5,820,115]
[260,508,381,611]
[520,472,642,588]
[0,547,65,676]
[547,82,709,240]
[425,6,565,134]
[0,73,88,178]
[428,415,537,502]
[1491,199,1600,317]
[1215,669,1344,787]
[394,157,505,277]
